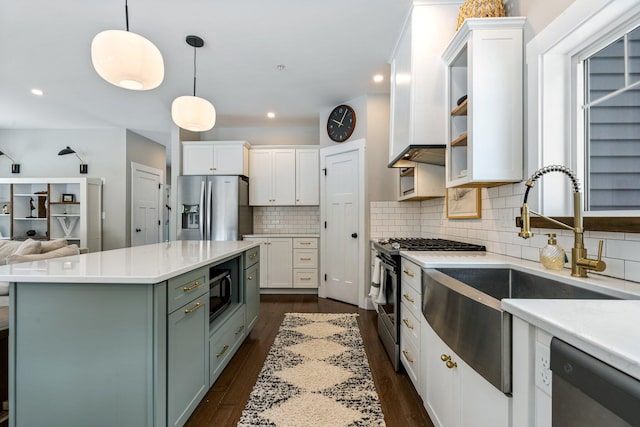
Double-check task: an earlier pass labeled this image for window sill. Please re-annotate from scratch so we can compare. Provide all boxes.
[515,217,640,233]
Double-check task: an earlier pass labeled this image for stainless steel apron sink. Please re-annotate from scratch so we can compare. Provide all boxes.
[422,268,620,394]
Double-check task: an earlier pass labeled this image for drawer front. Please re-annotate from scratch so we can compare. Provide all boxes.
[400,302,421,345]
[400,322,421,387]
[400,280,421,320]
[244,246,260,268]
[401,258,421,293]
[293,238,318,249]
[293,249,318,269]
[293,269,318,288]
[168,267,209,314]
[209,306,246,385]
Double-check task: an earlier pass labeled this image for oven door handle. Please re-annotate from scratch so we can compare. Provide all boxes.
[377,257,396,274]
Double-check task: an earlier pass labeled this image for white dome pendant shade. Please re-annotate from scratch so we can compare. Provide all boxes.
[90,1,164,90]
[172,96,216,132]
[91,30,164,90]
[171,35,216,132]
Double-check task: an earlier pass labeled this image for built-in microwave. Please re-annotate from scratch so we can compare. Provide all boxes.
[209,268,232,323]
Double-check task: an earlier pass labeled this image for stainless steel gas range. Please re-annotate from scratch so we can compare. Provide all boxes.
[372,238,486,371]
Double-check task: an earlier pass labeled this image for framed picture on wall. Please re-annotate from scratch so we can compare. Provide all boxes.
[446,188,481,219]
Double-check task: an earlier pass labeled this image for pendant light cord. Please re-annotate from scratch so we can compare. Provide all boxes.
[125,0,129,31]
[193,45,197,96]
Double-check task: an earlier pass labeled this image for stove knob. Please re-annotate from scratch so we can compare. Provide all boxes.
[391,243,401,250]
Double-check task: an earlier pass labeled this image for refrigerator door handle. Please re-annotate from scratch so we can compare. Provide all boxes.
[199,180,206,240]
[206,180,213,241]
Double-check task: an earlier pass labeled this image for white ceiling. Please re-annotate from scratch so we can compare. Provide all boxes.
[0,0,412,147]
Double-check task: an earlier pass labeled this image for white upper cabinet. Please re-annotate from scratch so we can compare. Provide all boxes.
[249,147,319,206]
[295,149,319,205]
[442,18,525,187]
[388,2,462,165]
[182,141,249,176]
[249,149,295,205]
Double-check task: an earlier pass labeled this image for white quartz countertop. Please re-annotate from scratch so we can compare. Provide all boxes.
[244,234,319,238]
[503,299,640,380]
[0,240,260,284]
[402,251,640,380]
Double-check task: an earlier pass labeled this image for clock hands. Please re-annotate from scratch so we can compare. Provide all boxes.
[331,119,342,126]
[339,108,348,125]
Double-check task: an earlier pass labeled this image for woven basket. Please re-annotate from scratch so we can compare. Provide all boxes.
[456,0,506,30]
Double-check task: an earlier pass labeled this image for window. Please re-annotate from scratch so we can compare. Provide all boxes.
[527,0,640,218]
[581,25,640,212]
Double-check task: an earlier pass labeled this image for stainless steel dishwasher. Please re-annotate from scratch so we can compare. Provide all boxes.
[551,337,640,426]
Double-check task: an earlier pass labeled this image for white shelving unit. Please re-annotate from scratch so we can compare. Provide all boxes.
[0,178,103,252]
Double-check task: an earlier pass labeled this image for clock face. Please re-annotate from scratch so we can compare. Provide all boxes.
[327,105,356,142]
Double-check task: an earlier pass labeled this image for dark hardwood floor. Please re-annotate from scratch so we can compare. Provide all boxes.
[185,295,434,426]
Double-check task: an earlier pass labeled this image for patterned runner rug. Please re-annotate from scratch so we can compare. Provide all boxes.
[238,313,386,426]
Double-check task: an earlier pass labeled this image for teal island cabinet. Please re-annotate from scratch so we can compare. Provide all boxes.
[0,240,260,427]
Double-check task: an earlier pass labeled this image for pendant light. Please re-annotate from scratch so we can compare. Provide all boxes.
[171,35,216,132]
[91,0,164,90]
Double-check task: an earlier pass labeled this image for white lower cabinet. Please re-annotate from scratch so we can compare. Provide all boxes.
[400,258,422,391]
[421,321,511,427]
[244,236,318,290]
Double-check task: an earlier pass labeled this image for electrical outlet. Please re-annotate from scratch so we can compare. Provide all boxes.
[535,341,552,395]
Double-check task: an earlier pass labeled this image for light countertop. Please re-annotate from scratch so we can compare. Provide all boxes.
[244,234,319,238]
[402,251,640,380]
[0,240,260,284]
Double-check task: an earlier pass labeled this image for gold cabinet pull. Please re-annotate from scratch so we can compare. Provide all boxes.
[235,325,245,335]
[184,301,202,314]
[300,242,311,245]
[402,318,414,330]
[441,354,451,362]
[403,269,415,278]
[216,344,229,358]
[446,360,457,369]
[300,257,312,261]
[249,252,257,259]
[183,280,202,292]
[300,277,311,281]
[402,293,415,303]
[402,349,414,364]
[247,275,253,280]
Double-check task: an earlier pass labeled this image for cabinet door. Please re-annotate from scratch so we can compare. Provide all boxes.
[249,150,273,205]
[272,150,296,205]
[245,263,260,331]
[213,144,245,175]
[423,322,459,427]
[268,237,293,288]
[183,144,215,175]
[459,356,510,427]
[295,149,319,205]
[167,294,209,427]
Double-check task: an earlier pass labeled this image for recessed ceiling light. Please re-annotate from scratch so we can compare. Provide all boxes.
[31,88,44,96]
[373,74,384,83]
[276,64,286,71]
[267,112,276,119]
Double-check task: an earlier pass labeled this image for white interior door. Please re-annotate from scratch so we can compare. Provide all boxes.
[131,162,163,247]
[322,145,362,306]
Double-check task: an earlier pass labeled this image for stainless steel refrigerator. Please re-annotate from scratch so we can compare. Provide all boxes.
[177,175,253,241]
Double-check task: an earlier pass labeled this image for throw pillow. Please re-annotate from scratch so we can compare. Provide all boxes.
[14,238,42,256]
[7,244,79,264]
[40,238,68,253]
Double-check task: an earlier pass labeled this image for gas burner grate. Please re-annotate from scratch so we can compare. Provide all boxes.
[386,237,486,251]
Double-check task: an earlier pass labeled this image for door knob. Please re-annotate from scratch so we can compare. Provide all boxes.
[351,233,358,238]
[136,228,141,232]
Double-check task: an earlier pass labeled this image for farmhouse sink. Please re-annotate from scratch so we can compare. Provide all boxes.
[422,268,620,394]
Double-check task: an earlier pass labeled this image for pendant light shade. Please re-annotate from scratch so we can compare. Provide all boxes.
[172,96,216,132]
[91,30,164,90]
[90,1,164,90]
[171,35,216,132]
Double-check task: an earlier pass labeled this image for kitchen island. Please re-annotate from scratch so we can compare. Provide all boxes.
[0,240,261,427]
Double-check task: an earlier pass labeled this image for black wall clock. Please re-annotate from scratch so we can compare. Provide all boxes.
[327,104,356,142]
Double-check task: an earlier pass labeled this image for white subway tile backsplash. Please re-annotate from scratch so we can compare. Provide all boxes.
[253,206,320,234]
[370,183,640,283]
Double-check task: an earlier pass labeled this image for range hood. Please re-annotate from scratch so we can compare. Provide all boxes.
[388,144,446,168]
